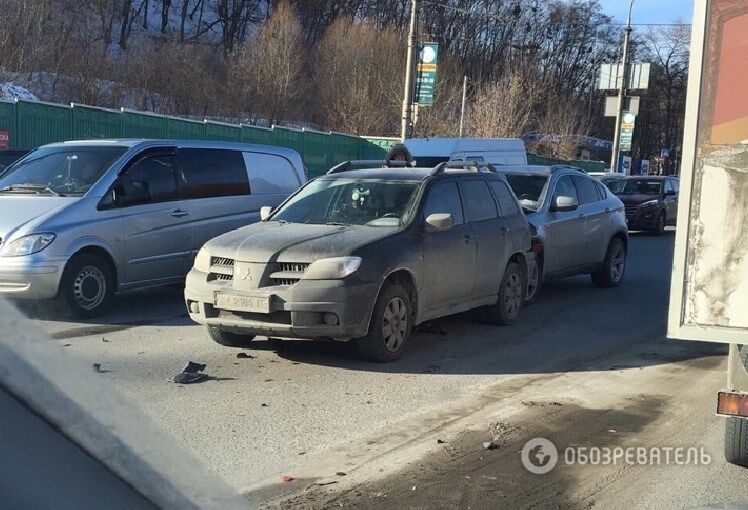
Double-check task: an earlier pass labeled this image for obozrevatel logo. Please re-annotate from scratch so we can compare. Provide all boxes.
[521,438,558,474]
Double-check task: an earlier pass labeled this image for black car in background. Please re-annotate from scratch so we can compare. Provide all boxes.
[0,149,30,175]
[609,176,679,235]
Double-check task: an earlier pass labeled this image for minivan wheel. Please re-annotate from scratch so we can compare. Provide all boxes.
[592,237,626,288]
[56,253,114,318]
[652,212,666,236]
[206,326,255,348]
[357,283,412,362]
[483,262,525,325]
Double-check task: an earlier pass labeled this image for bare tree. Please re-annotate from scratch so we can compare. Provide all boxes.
[468,71,543,138]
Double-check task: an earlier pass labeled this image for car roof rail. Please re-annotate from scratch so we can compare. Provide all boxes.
[431,161,498,176]
[550,165,587,174]
[326,159,410,175]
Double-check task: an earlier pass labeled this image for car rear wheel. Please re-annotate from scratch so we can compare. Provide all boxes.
[652,211,666,236]
[483,262,525,325]
[206,326,255,347]
[56,253,114,318]
[592,237,626,288]
[358,283,412,362]
[524,257,542,305]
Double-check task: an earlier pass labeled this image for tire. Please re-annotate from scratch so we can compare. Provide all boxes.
[725,417,748,467]
[483,261,525,325]
[55,253,114,318]
[592,237,626,288]
[652,211,666,236]
[524,257,542,305]
[206,326,255,347]
[357,283,412,362]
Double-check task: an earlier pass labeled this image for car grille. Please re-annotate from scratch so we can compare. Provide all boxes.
[624,205,638,218]
[208,257,235,282]
[269,262,309,286]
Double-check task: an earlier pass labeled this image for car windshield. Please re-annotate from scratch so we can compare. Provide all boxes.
[271,178,419,227]
[412,156,449,167]
[611,179,663,195]
[0,146,127,196]
[504,173,549,211]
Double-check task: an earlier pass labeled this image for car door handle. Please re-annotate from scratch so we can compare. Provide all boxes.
[171,209,188,218]
[500,226,509,234]
[463,234,476,243]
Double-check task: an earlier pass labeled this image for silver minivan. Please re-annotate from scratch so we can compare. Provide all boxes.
[0,140,306,317]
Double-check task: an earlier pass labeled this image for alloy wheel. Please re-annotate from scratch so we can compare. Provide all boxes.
[610,244,626,283]
[504,273,523,318]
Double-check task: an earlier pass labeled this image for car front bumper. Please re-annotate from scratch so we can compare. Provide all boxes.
[184,269,381,341]
[0,256,66,300]
[625,207,658,230]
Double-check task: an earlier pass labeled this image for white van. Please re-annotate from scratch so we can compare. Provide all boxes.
[404,138,527,167]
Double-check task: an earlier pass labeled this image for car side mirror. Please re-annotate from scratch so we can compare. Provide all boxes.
[425,213,454,232]
[117,180,151,207]
[665,189,676,196]
[260,206,273,221]
[550,195,578,212]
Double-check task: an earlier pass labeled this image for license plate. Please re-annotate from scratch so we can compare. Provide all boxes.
[214,293,270,313]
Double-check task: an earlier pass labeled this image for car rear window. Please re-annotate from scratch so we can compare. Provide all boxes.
[489,180,520,216]
[178,148,250,199]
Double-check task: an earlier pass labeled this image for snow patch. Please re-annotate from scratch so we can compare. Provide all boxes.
[0,83,39,102]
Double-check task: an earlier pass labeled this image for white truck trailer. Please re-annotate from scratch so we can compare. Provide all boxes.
[668,0,748,467]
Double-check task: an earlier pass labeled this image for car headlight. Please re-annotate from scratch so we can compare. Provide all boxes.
[194,248,211,272]
[639,199,659,208]
[1,233,56,257]
[303,256,362,280]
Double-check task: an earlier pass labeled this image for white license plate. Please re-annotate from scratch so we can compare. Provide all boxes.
[214,293,270,314]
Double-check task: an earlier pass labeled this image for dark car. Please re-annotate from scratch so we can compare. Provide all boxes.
[0,149,30,175]
[610,176,679,234]
[185,161,534,362]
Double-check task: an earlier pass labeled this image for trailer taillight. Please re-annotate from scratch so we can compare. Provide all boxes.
[717,392,748,417]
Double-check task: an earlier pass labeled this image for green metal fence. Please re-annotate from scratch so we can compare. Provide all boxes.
[0,99,390,177]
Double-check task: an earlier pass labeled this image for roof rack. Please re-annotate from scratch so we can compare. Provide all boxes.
[326,159,411,175]
[430,161,498,176]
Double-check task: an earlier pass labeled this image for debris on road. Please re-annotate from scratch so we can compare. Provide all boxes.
[102,337,109,342]
[281,475,295,484]
[92,363,102,373]
[483,440,500,450]
[437,439,445,444]
[336,471,347,476]
[422,365,440,374]
[237,352,255,359]
[306,480,338,489]
[173,361,210,384]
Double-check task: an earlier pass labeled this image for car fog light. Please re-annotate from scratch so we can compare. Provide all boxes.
[324,312,339,326]
[189,301,200,314]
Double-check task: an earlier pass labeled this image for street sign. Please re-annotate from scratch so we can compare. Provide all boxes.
[598,63,651,90]
[416,43,439,106]
[604,96,640,116]
[619,112,637,152]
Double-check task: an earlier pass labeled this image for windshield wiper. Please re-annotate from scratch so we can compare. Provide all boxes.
[0,184,65,197]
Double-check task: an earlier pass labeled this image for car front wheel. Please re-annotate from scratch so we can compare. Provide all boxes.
[358,283,412,362]
[56,253,114,318]
[652,211,666,235]
[206,326,255,347]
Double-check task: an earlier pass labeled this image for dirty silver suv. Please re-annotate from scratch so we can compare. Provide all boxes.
[185,162,534,362]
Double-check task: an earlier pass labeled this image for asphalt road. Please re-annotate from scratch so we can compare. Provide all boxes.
[16,229,748,508]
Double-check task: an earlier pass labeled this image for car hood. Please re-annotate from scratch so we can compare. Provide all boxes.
[0,196,78,241]
[205,222,398,263]
[616,194,660,205]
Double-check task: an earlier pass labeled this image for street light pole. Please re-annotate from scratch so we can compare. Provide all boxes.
[401,0,418,142]
[609,0,635,172]
[459,75,468,137]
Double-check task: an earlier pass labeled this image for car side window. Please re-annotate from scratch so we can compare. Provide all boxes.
[461,179,498,222]
[671,179,680,193]
[119,155,177,205]
[572,175,600,204]
[178,148,250,199]
[489,179,520,216]
[244,153,301,193]
[553,175,579,203]
[422,181,464,225]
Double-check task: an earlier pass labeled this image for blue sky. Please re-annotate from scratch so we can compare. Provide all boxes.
[598,0,694,24]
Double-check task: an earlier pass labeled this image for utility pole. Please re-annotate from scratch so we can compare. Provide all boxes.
[459,75,468,137]
[401,0,418,142]
[609,0,635,172]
